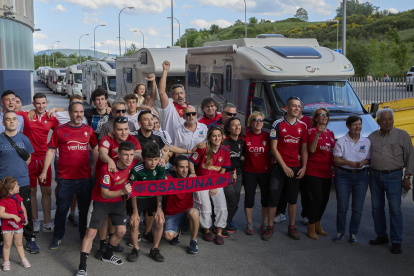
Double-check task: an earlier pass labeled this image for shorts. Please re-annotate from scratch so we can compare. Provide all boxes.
[86,200,127,229]
[164,208,199,234]
[29,157,52,188]
[2,228,24,234]
[269,164,301,207]
[127,197,157,217]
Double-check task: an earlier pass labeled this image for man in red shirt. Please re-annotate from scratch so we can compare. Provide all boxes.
[197,97,222,126]
[164,155,200,254]
[265,97,308,241]
[76,141,136,276]
[16,93,58,233]
[39,102,99,250]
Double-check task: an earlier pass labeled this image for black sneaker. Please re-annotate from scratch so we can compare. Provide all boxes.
[127,248,140,262]
[142,232,154,245]
[94,248,105,260]
[149,248,164,262]
[170,230,180,246]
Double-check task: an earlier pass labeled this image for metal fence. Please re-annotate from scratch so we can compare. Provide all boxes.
[349,77,414,105]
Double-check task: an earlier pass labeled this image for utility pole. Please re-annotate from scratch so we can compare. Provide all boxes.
[342,0,346,56]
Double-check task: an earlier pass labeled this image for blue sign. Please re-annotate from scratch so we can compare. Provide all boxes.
[334,49,342,54]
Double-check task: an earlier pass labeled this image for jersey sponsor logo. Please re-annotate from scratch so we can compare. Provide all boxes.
[116,176,120,180]
[283,135,299,144]
[67,141,88,151]
[247,142,251,145]
[282,128,287,132]
[270,129,276,137]
[192,152,199,160]
[199,131,205,137]
[230,151,241,158]
[103,175,110,184]
[201,164,221,171]
[359,145,366,153]
[102,140,110,148]
[249,146,265,153]
[319,145,332,152]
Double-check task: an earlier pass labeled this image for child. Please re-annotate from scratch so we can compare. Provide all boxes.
[133,83,147,107]
[0,177,30,271]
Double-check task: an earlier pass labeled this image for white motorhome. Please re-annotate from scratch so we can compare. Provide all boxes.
[65,64,83,97]
[40,68,51,84]
[185,36,378,138]
[82,57,117,104]
[115,47,187,98]
[36,66,50,82]
[48,68,66,93]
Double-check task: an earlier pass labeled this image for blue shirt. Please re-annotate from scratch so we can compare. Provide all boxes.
[0,112,24,133]
[0,133,34,187]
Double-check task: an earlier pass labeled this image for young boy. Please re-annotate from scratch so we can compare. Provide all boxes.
[124,94,140,130]
[76,141,137,276]
[127,143,166,262]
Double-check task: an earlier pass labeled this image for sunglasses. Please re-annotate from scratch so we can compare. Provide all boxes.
[224,111,237,117]
[252,118,264,123]
[185,112,197,117]
[114,116,128,123]
[287,96,300,101]
[318,113,329,117]
[115,109,126,114]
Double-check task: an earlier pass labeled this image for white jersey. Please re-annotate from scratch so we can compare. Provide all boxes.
[162,98,187,143]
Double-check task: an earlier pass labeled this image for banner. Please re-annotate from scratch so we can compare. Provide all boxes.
[130,172,235,197]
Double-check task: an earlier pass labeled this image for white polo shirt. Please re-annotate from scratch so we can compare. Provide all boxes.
[162,98,187,142]
[333,133,371,169]
[125,111,139,130]
[174,122,208,158]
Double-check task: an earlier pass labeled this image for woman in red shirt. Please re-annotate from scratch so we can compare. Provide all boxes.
[305,108,335,240]
[243,112,271,235]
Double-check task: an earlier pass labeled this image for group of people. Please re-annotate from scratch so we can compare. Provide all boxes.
[0,60,412,275]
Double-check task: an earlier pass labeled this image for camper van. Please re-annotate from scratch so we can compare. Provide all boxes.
[40,68,51,84]
[48,68,66,93]
[36,66,50,82]
[185,36,378,138]
[66,64,83,97]
[82,58,117,104]
[115,47,187,98]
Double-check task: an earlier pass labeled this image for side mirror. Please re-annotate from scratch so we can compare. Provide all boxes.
[370,103,379,118]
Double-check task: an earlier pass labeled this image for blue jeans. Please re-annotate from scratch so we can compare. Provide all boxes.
[54,178,93,241]
[335,169,369,235]
[369,169,403,244]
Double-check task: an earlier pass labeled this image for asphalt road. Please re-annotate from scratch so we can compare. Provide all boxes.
[12,81,414,276]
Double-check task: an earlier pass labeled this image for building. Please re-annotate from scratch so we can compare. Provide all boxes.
[0,0,35,105]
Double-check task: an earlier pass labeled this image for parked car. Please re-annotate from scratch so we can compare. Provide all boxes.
[407,66,414,91]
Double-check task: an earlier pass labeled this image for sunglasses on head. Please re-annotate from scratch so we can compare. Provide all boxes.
[252,118,264,123]
[287,96,300,101]
[318,113,329,117]
[115,109,126,114]
[224,111,237,117]
[114,116,128,123]
[185,112,197,117]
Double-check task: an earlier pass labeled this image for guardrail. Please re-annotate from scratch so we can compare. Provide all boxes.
[349,77,414,105]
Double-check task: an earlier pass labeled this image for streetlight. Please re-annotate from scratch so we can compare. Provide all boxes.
[94,24,106,59]
[101,43,109,57]
[117,37,127,56]
[185,28,196,48]
[167,17,180,47]
[51,41,60,67]
[342,0,347,56]
[243,0,247,38]
[326,20,339,53]
[79,34,89,64]
[119,7,134,57]
[170,0,173,46]
[133,30,145,48]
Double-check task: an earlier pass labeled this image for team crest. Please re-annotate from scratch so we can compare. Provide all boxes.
[298,128,302,134]
[153,170,157,176]
[84,131,88,137]
[153,140,156,143]
[103,175,110,184]
[219,157,223,163]
[238,144,241,149]
[130,174,135,181]
[262,141,267,146]
[44,120,47,124]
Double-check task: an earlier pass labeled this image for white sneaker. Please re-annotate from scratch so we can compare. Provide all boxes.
[302,217,309,225]
[43,222,54,232]
[279,214,287,221]
[33,220,40,233]
[274,214,281,223]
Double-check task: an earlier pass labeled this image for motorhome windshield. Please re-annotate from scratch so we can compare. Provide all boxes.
[108,76,116,92]
[106,62,116,69]
[74,74,82,83]
[270,81,365,115]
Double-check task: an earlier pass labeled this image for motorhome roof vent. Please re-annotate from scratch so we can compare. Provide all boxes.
[167,46,181,49]
[265,46,321,59]
[257,34,284,38]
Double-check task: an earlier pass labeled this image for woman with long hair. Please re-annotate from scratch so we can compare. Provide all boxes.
[189,127,231,245]
[243,111,271,237]
[305,108,335,240]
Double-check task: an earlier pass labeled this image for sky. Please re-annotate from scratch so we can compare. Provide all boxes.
[33,0,406,55]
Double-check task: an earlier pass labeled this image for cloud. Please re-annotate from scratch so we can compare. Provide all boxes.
[51,4,68,13]
[33,33,48,39]
[193,0,256,10]
[190,19,232,29]
[388,7,398,13]
[182,13,189,17]
[33,44,49,52]
[96,39,144,52]
[182,4,193,9]
[129,27,159,36]
[61,0,171,14]
[83,16,106,25]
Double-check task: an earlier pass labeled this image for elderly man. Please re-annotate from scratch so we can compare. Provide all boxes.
[208,103,237,128]
[368,108,414,254]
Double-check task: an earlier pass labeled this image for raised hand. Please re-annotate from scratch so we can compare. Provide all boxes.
[163,61,170,71]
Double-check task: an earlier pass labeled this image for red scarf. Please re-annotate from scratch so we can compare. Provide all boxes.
[10,194,26,226]
[173,101,188,118]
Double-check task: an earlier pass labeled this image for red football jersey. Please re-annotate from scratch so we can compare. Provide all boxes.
[243,131,271,173]
[0,195,24,231]
[190,146,231,176]
[197,113,222,126]
[16,111,58,157]
[270,118,307,167]
[96,134,141,176]
[300,115,312,130]
[306,127,335,179]
[92,159,138,203]
[164,174,194,216]
[48,123,97,179]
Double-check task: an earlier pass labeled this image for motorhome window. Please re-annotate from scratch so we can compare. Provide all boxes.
[87,67,90,75]
[265,47,322,59]
[141,52,147,64]
[188,65,200,87]
[58,76,64,82]
[270,81,365,116]
[60,70,66,73]
[74,74,82,83]
[251,83,272,119]
[126,68,132,83]
[226,66,232,92]
[210,74,223,94]
[102,77,107,90]
[108,76,116,92]
[106,62,116,69]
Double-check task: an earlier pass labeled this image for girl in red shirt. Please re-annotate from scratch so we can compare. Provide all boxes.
[243,112,271,236]
[305,108,335,240]
[0,177,30,271]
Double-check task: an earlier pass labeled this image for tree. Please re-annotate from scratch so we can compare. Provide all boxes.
[124,43,138,56]
[294,8,308,21]
[210,24,220,34]
[385,27,400,44]
[260,19,271,23]
[390,42,409,78]
[249,17,258,24]
[234,20,243,26]
[346,38,374,77]
[336,0,379,17]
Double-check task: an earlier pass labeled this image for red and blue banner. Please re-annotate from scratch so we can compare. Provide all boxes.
[130,172,235,197]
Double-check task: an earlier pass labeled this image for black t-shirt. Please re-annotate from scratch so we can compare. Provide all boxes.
[135,129,169,152]
[84,108,113,137]
[223,137,244,174]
